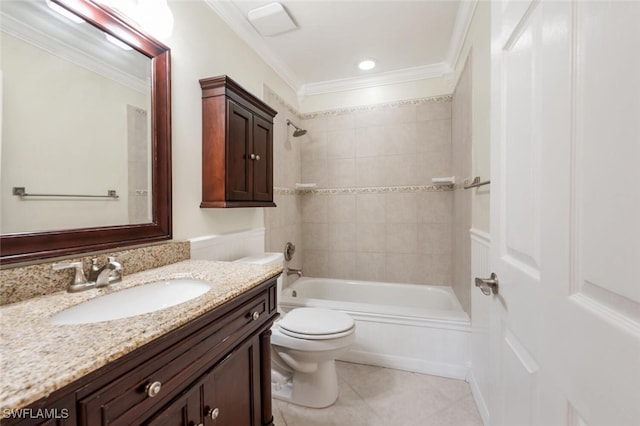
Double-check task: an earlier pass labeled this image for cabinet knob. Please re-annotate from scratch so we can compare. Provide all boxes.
[250,153,256,160]
[255,154,261,161]
[145,381,162,398]
[252,311,260,321]
[208,407,219,420]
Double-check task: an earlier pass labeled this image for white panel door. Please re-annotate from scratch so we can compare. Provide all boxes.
[489,1,640,425]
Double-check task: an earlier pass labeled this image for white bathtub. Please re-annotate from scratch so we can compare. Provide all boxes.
[280,277,471,380]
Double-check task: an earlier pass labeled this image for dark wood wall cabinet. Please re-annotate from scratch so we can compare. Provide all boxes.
[200,75,277,208]
[6,277,279,426]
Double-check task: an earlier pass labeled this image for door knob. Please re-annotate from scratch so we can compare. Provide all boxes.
[208,407,219,420]
[475,273,499,295]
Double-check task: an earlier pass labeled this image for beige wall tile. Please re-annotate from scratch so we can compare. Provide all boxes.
[329,158,356,188]
[386,223,418,254]
[328,251,357,279]
[385,193,418,224]
[384,155,419,186]
[355,126,386,157]
[303,223,329,251]
[386,253,419,283]
[356,194,386,223]
[417,101,452,121]
[301,158,329,187]
[355,252,386,281]
[418,223,453,254]
[300,130,327,162]
[383,123,417,156]
[302,249,329,277]
[356,157,386,187]
[357,222,386,252]
[417,119,452,154]
[328,194,356,224]
[301,194,328,224]
[327,113,355,130]
[327,128,356,159]
[329,223,357,252]
[417,192,453,224]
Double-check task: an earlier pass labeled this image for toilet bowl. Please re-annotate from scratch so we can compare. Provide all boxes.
[234,253,355,408]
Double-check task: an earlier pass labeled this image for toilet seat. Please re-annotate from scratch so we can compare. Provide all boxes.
[278,308,355,340]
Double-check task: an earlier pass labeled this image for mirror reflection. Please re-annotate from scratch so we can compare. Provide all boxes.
[0,0,152,234]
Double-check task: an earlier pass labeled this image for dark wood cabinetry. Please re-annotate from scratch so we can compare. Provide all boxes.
[200,76,277,208]
[6,277,278,426]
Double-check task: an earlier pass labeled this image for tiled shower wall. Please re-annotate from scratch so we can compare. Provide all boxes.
[452,57,473,313]
[298,98,454,285]
[263,88,303,286]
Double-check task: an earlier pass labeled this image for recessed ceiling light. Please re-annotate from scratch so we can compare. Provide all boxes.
[358,59,376,71]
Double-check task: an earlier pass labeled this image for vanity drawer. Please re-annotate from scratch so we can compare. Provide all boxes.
[78,288,272,426]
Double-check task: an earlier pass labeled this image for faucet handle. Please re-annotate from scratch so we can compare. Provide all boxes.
[52,261,87,285]
[107,256,123,283]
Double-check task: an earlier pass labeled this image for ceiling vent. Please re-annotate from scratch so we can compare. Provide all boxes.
[247,2,297,36]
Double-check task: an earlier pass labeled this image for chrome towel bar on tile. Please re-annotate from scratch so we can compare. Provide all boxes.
[12,186,119,199]
[463,177,491,189]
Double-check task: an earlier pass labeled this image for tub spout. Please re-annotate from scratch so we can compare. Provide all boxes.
[286,267,303,278]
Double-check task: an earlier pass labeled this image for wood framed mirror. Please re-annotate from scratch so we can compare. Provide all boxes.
[0,0,172,264]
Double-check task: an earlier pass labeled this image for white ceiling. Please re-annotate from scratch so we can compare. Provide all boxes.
[205,0,477,98]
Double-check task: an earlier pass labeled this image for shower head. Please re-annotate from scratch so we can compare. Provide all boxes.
[286,119,307,137]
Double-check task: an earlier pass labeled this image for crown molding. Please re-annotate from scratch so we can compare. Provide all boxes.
[204,0,302,94]
[299,62,453,98]
[445,0,478,72]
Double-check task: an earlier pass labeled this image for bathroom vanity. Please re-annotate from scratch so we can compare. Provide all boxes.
[0,260,280,426]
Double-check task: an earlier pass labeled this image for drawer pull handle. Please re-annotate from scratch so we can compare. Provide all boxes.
[208,407,220,420]
[252,311,260,321]
[145,381,162,398]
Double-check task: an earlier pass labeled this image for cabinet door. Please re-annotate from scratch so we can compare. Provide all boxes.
[226,100,253,201]
[202,337,261,426]
[145,384,201,426]
[251,115,273,203]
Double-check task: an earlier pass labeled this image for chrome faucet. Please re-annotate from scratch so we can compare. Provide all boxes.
[53,257,123,292]
[88,257,123,287]
[286,267,303,278]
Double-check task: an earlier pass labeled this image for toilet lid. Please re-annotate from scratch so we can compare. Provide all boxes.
[278,308,354,339]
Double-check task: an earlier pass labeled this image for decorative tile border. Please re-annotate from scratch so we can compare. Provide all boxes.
[275,185,454,196]
[300,95,453,120]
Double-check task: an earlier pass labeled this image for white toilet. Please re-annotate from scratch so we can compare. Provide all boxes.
[234,253,355,408]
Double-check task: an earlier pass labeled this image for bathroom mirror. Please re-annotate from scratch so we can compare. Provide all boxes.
[0,0,172,264]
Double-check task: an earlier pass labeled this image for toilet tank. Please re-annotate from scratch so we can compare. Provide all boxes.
[234,253,284,311]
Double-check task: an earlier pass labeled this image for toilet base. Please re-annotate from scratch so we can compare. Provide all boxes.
[271,360,339,408]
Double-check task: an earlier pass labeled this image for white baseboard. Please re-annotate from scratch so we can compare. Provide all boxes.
[339,349,469,381]
[468,369,490,425]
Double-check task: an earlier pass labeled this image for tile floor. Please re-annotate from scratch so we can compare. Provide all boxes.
[273,361,483,426]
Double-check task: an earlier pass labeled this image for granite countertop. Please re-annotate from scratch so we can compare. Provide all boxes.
[0,259,281,410]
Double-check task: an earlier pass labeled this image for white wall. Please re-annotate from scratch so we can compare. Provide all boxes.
[164,0,299,241]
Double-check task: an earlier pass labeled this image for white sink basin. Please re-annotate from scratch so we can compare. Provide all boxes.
[49,279,213,325]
